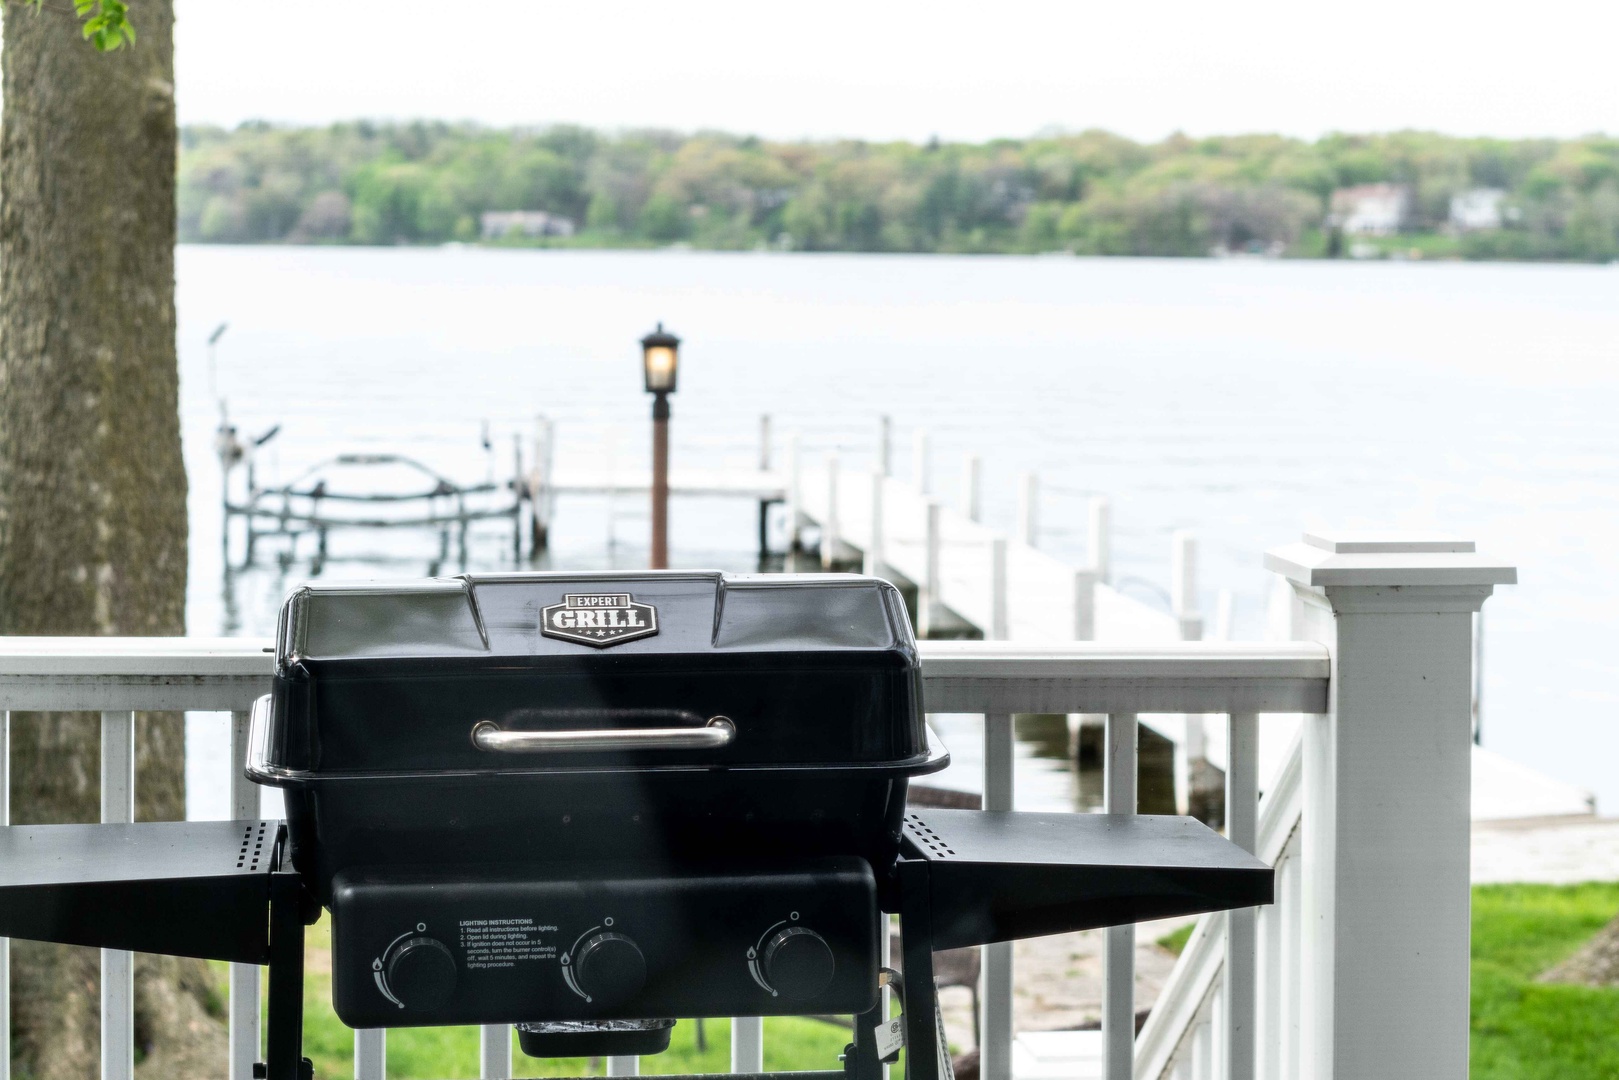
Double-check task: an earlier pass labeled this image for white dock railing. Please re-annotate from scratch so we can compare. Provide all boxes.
[0,531,1512,1080]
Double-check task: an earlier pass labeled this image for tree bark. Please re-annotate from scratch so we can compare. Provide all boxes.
[1,5,223,1078]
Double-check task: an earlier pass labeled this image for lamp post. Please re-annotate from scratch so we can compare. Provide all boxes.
[641,323,680,569]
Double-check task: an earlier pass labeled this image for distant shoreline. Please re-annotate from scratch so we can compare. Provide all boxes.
[180,122,1619,264]
[174,240,1618,268]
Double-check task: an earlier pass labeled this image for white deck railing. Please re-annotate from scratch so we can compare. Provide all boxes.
[0,531,1513,1080]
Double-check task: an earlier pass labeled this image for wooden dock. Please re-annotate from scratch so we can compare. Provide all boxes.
[531,415,1198,647]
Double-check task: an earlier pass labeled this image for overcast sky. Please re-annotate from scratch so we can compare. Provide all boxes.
[173,0,1616,143]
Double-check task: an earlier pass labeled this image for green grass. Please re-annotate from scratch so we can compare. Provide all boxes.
[218,884,1619,1078]
[1472,883,1619,1079]
[1156,923,1195,957]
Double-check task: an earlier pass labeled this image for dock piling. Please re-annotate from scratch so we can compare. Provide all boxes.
[786,434,803,552]
[821,455,840,570]
[1017,472,1039,546]
[921,499,941,636]
[913,429,931,495]
[1172,530,1203,640]
[864,470,885,578]
[1072,568,1097,640]
[962,454,982,523]
[1088,497,1112,583]
[989,534,1009,641]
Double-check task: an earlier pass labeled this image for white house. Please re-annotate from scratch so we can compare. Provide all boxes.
[480,210,575,240]
[1330,183,1411,236]
[1449,187,1507,231]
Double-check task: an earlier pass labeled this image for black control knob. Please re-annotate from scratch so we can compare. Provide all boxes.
[763,926,835,1001]
[384,936,457,1010]
[574,932,646,1007]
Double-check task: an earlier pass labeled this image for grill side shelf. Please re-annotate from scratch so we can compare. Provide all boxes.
[0,818,283,963]
[900,809,1274,951]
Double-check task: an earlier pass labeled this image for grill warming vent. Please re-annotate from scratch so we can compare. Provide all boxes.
[905,813,956,859]
[236,821,269,872]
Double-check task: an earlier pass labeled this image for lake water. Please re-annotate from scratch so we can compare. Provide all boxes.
[174,245,1619,815]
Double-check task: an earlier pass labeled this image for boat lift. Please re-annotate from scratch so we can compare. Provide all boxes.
[215,414,545,572]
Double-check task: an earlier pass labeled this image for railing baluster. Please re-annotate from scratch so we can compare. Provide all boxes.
[1190,1016,1212,1080]
[353,1028,385,1080]
[1,711,9,1080]
[981,713,1015,1079]
[731,1015,764,1073]
[1224,714,1258,1080]
[1255,900,1278,1080]
[100,710,135,1080]
[1103,713,1138,1080]
[1277,847,1301,1079]
[479,1023,513,1079]
[229,710,263,1080]
[607,1055,640,1076]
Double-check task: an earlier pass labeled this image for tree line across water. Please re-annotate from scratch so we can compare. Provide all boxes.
[180,122,1619,260]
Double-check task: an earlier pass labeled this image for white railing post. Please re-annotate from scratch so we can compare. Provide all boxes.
[1089,497,1112,583]
[1265,533,1515,1080]
[865,470,886,578]
[989,535,1009,641]
[479,1024,513,1079]
[101,710,135,1080]
[230,711,263,1080]
[1103,712,1138,1080]
[913,429,931,495]
[731,1016,764,1074]
[821,455,840,570]
[920,500,941,636]
[786,433,803,552]
[759,414,772,472]
[607,1055,640,1076]
[354,1028,386,1080]
[1016,472,1038,546]
[1224,713,1259,1080]
[1,711,8,1080]
[962,454,981,523]
[877,415,892,478]
[981,713,1015,1080]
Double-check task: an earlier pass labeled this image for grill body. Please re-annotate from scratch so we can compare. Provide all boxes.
[248,570,942,1030]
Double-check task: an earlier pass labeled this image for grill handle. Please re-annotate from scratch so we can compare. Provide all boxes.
[471,716,735,754]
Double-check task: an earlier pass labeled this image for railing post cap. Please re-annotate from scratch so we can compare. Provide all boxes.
[1265,531,1517,589]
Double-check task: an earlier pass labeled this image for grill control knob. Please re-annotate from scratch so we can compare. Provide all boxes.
[574,932,646,1007]
[384,936,457,1010]
[762,926,835,1001]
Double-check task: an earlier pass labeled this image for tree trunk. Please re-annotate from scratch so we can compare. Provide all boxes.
[1,4,223,1078]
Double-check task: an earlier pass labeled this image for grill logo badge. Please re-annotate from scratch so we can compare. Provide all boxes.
[541,593,659,648]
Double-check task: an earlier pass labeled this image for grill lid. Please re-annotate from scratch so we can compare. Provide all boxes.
[259,571,930,780]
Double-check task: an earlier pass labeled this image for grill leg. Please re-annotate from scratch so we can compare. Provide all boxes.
[847,999,886,1080]
[264,872,311,1080]
[897,860,950,1080]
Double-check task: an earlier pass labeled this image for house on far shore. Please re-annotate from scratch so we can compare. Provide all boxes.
[1449,188,1508,232]
[1330,183,1411,236]
[480,210,576,240]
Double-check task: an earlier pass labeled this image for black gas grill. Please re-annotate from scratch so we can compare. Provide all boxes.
[0,571,1273,1080]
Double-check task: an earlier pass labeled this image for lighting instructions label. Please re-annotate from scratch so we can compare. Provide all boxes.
[457,918,558,970]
